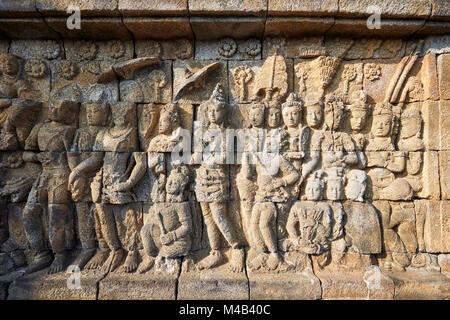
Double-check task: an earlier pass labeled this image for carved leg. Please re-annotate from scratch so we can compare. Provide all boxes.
[198,203,225,270]
[0,200,7,247]
[85,206,110,270]
[72,202,96,269]
[240,201,253,244]
[248,203,268,271]
[259,202,280,270]
[96,204,124,272]
[23,202,53,274]
[48,203,72,274]
[138,224,157,273]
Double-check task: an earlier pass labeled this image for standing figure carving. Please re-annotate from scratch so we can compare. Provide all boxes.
[193,84,244,272]
[68,101,109,269]
[22,100,78,274]
[69,102,146,273]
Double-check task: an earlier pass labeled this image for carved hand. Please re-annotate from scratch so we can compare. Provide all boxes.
[113,181,132,192]
[0,98,12,108]
[160,232,175,245]
[68,170,80,190]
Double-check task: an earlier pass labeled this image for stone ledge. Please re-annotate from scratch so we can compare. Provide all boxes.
[119,0,188,17]
[36,0,120,17]
[1,1,448,23]
[189,0,267,17]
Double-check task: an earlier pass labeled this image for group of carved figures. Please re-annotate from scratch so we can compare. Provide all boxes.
[0,51,429,277]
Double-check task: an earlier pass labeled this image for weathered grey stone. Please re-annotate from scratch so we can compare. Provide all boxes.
[8,266,103,300]
[190,0,266,17]
[178,249,249,300]
[123,17,193,40]
[430,0,450,21]
[312,253,395,300]
[439,152,450,199]
[437,54,450,100]
[388,269,450,299]
[36,0,120,16]
[98,262,180,300]
[339,0,432,19]
[265,17,334,39]
[268,0,338,16]
[0,18,60,39]
[247,249,321,299]
[119,0,188,16]
[45,17,132,40]
[326,19,425,38]
[0,1,38,17]
[190,17,265,41]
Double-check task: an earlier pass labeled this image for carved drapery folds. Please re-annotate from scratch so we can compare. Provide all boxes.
[0,35,448,300]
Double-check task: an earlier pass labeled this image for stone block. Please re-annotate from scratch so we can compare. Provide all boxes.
[189,0,266,17]
[0,18,60,39]
[431,0,450,21]
[98,260,180,300]
[312,253,395,300]
[247,250,321,299]
[0,1,38,17]
[326,19,425,38]
[123,17,193,40]
[36,0,120,16]
[264,17,335,38]
[119,0,188,16]
[440,152,450,199]
[8,268,103,300]
[190,17,265,41]
[338,0,431,19]
[45,17,132,40]
[437,54,450,100]
[388,269,450,299]
[177,249,249,300]
[268,0,338,16]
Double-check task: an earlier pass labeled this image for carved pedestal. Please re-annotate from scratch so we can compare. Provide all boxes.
[177,248,249,300]
[312,253,395,300]
[8,268,103,300]
[98,259,181,300]
[247,250,321,300]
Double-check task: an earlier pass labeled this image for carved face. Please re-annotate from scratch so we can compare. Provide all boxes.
[1,55,19,76]
[401,116,421,139]
[49,102,67,123]
[268,108,281,129]
[249,105,265,128]
[326,179,344,200]
[158,109,177,134]
[305,179,323,201]
[350,110,367,132]
[86,103,107,126]
[282,106,301,128]
[306,105,323,129]
[166,173,183,195]
[345,179,365,201]
[325,107,344,131]
[372,114,392,137]
[207,103,224,126]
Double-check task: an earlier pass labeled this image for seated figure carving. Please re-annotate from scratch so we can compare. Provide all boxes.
[286,171,332,255]
[138,166,192,273]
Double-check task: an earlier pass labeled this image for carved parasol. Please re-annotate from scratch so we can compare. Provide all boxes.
[96,56,161,84]
[254,50,288,102]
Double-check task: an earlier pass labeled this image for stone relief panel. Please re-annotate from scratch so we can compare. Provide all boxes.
[0,35,448,300]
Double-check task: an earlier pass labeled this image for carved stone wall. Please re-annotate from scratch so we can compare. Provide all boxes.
[0,1,449,300]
